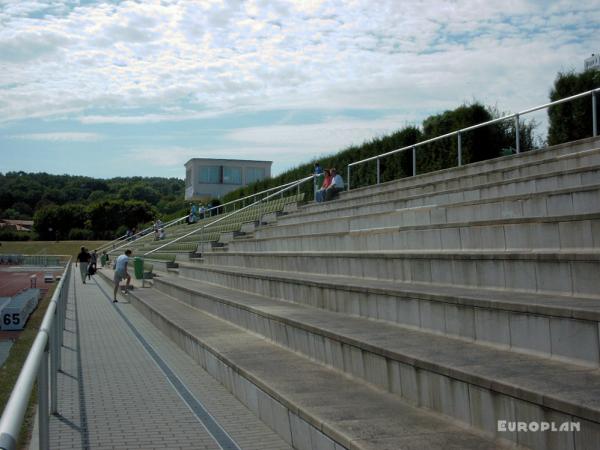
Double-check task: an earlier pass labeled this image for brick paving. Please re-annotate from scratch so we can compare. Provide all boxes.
[42,266,291,450]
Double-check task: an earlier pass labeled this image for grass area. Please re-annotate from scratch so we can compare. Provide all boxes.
[0,240,109,258]
[0,283,58,448]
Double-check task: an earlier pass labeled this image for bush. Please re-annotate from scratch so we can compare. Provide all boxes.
[0,229,32,241]
[417,103,537,174]
[67,228,94,240]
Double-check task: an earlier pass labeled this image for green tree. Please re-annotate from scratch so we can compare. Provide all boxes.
[547,69,600,145]
[87,200,156,238]
[33,204,87,240]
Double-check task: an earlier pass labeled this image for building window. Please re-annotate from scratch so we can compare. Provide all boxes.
[223,166,242,184]
[245,167,265,184]
[199,166,221,184]
[185,169,192,187]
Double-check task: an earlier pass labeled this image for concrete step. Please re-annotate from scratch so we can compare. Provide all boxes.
[201,249,600,298]
[227,214,600,253]
[283,159,600,228]
[125,285,510,450]
[329,136,600,210]
[150,274,600,450]
[254,183,600,240]
[176,260,600,366]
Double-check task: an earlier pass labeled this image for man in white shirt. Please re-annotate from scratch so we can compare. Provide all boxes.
[113,249,132,302]
[325,168,344,201]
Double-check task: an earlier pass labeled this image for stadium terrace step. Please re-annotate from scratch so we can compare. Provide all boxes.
[124,284,520,450]
[282,160,600,228]
[199,250,600,297]
[253,184,600,240]
[107,194,305,259]
[314,160,600,220]
[333,136,600,206]
[98,137,600,450]
[176,260,600,366]
[227,214,600,253]
[145,274,599,450]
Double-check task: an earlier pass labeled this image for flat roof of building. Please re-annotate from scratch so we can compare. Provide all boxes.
[185,158,272,165]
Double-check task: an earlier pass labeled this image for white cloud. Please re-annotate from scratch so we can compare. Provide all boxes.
[78,111,218,125]
[0,0,598,180]
[126,147,199,168]
[8,132,103,141]
[0,0,597,124]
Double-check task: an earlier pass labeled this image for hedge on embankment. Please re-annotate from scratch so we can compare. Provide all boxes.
[548,69,600,146]
[223,101,537,204]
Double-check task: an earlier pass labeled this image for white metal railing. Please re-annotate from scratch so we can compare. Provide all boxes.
[106,213,190,254]
[0,255,62,267]
[103,179,303,254]
[0,258,71,450]
[144,175,315,257]
[347,87,600,190]
[96,231,133,253]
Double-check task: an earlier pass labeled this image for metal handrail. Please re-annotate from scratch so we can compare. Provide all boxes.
[144,175,315,257]
[103,179,301,253]
[96,232,131,252]
[347,87,600,190]
[107,213,190,254]
[0,258,72,450]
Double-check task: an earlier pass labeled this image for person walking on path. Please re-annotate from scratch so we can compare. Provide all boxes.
[87,249,98,280]
[113,249,132,302]
[76,246,91,284]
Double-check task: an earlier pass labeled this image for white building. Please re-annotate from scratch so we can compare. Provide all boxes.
[584,53,600,71]
[184,158,272,202]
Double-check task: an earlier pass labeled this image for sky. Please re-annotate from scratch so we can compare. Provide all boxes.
[0,0,598,179]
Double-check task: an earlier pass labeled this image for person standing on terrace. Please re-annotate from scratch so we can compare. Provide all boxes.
[189,203,198,224]
[113,249,132,302]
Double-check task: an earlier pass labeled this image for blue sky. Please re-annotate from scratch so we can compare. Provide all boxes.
[0,0,598,179]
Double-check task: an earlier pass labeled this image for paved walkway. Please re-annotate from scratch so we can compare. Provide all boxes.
[34,265,292,450]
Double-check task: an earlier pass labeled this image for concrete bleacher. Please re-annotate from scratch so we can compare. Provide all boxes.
[107,193,305,267]
[118,136,600,449]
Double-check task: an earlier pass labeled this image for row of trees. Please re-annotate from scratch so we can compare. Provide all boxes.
[0,174,187,221]
[32,200,157,240]
[0,175,191,241]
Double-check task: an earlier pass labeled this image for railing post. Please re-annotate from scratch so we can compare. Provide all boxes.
[593,92,598,137]
[200,226,204,254]
[514,114,520,154]
[38,348,49,450]
[457,132,462,167]
[412,147,416,176]
[376,158,380,184]
[347,166,351,191]
[50,308,59,414]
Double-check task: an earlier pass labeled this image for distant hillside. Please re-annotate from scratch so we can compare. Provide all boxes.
[0,173,190,240]
[0,172,187,220]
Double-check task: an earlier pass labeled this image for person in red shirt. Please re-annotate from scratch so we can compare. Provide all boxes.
[316,169,331,202]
